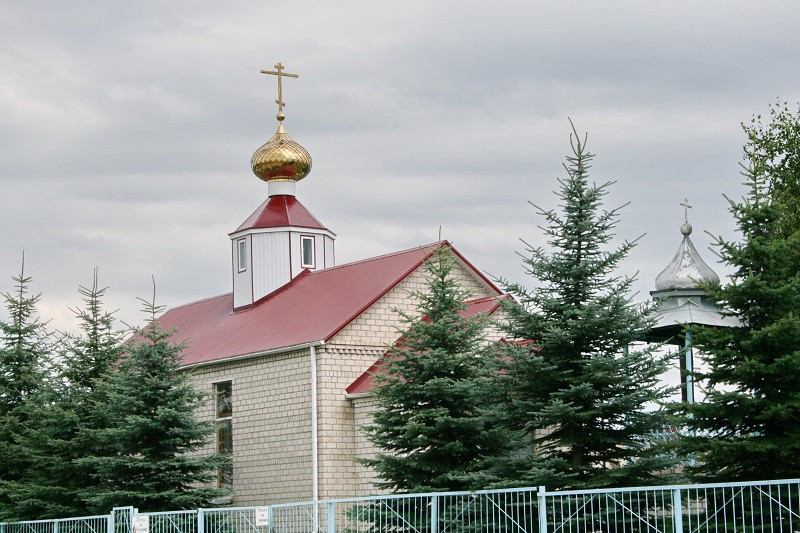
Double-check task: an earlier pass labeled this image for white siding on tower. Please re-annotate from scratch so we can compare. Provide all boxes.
[232,235,253,309]
[324,236,335,269]
[252,232,291,301]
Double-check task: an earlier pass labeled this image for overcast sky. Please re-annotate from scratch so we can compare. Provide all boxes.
[2,1,799,334]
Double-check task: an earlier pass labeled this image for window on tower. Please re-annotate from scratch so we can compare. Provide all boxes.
[215,381,233,489]
[237,238,247,273]
[301,235,315,269]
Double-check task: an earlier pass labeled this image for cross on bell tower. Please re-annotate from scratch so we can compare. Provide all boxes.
[681,198,692,224]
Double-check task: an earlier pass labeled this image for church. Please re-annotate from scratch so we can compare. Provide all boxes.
[157,64,732,507]
[156,64,506,506]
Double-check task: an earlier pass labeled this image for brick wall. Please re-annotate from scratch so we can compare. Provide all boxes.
[184,349,314,506]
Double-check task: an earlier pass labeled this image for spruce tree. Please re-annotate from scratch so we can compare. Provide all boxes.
[490,123,671,489]
[670,105,800,481]
[6,271,123,519]
[79,285,228,512]
[0,258,51,519]
[363,244,509,493]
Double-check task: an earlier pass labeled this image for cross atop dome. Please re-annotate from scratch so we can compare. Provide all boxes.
[680,197,693,236]
[260,62,299,122]
[251,62,312,196]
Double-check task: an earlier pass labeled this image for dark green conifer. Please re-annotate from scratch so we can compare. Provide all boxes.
[490,123,671,489]
[79,284,228,512]
[0,258,51,519]
[363,244,509,493]
[6,271,123,519]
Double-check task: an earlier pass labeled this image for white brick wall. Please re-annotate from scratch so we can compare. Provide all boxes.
[184,350,314,506]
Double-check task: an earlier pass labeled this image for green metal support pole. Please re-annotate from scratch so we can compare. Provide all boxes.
[684,330,695,405]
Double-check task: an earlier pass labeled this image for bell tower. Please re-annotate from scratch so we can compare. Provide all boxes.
[230,63,336,310]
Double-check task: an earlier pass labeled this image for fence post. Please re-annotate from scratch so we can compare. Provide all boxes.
[672,489,684,533]
[268,506,273,533]
[53,519,59,533]
[537,486,547,533]
[197,509,204,533]
[327,502,335,533]
[430,495,439,533]
[108,510,115,533]
[132,508,139,533]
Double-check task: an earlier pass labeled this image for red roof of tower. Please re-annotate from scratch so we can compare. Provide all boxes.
[345,296,504,395]
[232,195,330,234]
[154,242,502,367]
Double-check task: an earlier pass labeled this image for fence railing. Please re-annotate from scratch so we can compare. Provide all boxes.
[2,478,798,533]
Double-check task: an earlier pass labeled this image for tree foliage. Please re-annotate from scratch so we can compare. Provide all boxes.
[363,245,510,492]
[78,285,228,512]
[4,271,124,519]
[488,123,671,489]
[745,100,800,231]
[0,258,49,414]
[0,258,51,519]
[670,102,800,481]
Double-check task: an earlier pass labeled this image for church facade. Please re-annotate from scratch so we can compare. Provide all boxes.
[155,65,727,507]
[156,65,505,506]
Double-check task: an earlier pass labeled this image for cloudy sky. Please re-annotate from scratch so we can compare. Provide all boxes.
[2,1,799,334]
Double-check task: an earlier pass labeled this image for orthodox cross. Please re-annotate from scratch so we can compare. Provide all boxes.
[681,198,692,224]
[260,62,299,121]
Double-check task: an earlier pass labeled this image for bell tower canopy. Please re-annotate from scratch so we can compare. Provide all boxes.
[649,199,738,343]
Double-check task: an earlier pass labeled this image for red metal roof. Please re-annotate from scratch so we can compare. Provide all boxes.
[159,242,501,367]
[345,296,503,395]
[232,195,330,234]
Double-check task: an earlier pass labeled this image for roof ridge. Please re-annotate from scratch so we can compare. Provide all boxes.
[310,241,444,274]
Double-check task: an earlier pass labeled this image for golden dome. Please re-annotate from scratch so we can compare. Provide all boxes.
[251,123,312,182]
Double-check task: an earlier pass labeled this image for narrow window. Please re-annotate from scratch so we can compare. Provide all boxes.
[301,236,315,269]
[237,239,247,273]
[215,381,233,489]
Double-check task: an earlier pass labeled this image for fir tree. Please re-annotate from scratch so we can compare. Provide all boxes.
[79,284,228,512]
[6,271,123,519]
[670,105,800,481]
[363,244,509,493]
[0,257,49,414]
[490,123,671,490]
[0,258,51,519]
